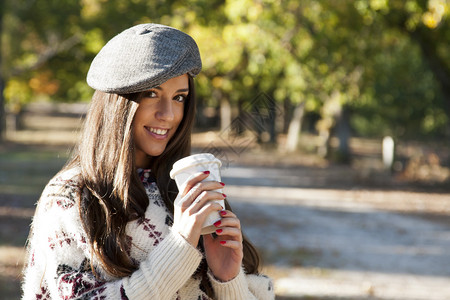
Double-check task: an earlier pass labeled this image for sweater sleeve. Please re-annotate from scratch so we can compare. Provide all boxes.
[22,172,203,300]
[208,267,275,300]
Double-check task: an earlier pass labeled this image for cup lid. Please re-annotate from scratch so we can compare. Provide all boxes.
[170,153,222,179]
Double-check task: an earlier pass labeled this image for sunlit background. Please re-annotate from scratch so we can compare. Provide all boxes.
[0,0,449,299]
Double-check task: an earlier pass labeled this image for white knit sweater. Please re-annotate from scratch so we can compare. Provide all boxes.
[22,168,274,299]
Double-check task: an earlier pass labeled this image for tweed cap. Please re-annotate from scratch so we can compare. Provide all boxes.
[87,23,202,94]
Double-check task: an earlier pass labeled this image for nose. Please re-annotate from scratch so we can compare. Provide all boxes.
[155,97,174,122]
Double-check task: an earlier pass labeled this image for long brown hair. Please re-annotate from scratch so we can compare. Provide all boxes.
[65,76,261,294]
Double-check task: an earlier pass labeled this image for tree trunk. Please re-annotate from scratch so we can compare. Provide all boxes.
[317,90,342,158]
[317,129,330,158]
[335,106,351,163]
[285,102,305,152]
[195,94,205,128]
[266,94,277,144]
[236,97,246,135]
[218,90,231,132]
[283,97,293,133]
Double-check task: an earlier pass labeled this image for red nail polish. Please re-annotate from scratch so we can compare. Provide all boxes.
[220,241,226,245]
[214,220,221,227]
[220,210,227,216]
[216,229,223,234]
[219,182,225,186]
[222,193,227,198]
[203,171,210,174]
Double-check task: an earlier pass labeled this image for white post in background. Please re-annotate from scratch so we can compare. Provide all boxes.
[285,102,305,152]
[382,136,395,171]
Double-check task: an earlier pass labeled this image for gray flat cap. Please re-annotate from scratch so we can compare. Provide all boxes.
[87,23,202,94]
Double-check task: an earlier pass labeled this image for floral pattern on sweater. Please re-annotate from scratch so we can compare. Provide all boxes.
[56,259,106,299]
[22,168,274,300]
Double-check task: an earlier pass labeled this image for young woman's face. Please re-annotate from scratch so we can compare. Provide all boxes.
[133,74,188,168]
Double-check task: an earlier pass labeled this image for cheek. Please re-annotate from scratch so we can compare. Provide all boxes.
[174,105,185,126]
[131,114,142,138]
[132,106,146,126]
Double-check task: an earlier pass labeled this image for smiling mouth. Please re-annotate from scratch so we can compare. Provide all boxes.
[146,127,169,136]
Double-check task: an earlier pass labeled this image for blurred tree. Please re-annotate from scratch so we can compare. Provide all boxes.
[2,0,85,132]
[353,0,449,138]
[0,0,5,140]
[373,0,449,116]
[0,0,448,152]
[0,1,6,143]
[274,0,449,157]
[252,1,370,157]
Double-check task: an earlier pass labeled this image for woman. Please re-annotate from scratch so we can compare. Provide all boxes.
[22,23,274,299]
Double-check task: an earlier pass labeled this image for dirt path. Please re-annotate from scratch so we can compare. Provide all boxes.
[1,107,449,299]
[221,164,450,300]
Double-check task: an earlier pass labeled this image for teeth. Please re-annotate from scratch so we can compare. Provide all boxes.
[149,127,168,135]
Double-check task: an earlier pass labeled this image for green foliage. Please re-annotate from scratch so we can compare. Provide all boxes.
[351,0,450,137]
[351,30,448,137]
[1,0,449,139]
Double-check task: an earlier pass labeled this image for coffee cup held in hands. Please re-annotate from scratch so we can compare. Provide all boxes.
[170,153,224,235]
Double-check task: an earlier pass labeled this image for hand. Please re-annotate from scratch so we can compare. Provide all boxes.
[203,210,243,282]
[172,171,225,247]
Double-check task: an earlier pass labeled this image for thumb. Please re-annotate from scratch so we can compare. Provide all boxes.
[203,233,215,246]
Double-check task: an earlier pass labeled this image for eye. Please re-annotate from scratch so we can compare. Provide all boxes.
[173,94,187,103]
[142,91,157,98]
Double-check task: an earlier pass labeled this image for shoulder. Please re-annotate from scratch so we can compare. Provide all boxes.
[30,166,89,256]
[48,167,83,191]
[38,167,84,212]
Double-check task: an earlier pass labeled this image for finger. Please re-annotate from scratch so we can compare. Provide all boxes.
[214,227,242,242]
[218,240,242,250]
[181,171,211,195]
[213,216,241,230]
[184,180,225,200]
[195,201,223,220]
[218,210,235,219]
[189,191,226,212]
[181,182,225,208]
[199,201,223,212]
[203,232,214,244]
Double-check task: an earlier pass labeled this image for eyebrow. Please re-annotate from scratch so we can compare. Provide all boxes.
[153,87,189,93]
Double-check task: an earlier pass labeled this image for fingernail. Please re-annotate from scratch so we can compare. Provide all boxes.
[203,171,210,174]
[219,182,225,186]
[216,229,223,234]
[220,210,227,216]
[214,220,221,227]
[220,241,226,245]
[222,193,227,198]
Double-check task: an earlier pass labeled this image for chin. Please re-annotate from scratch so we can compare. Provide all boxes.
[147,147,167,158]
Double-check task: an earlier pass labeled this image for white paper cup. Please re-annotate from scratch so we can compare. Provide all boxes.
[170,153,223,235]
